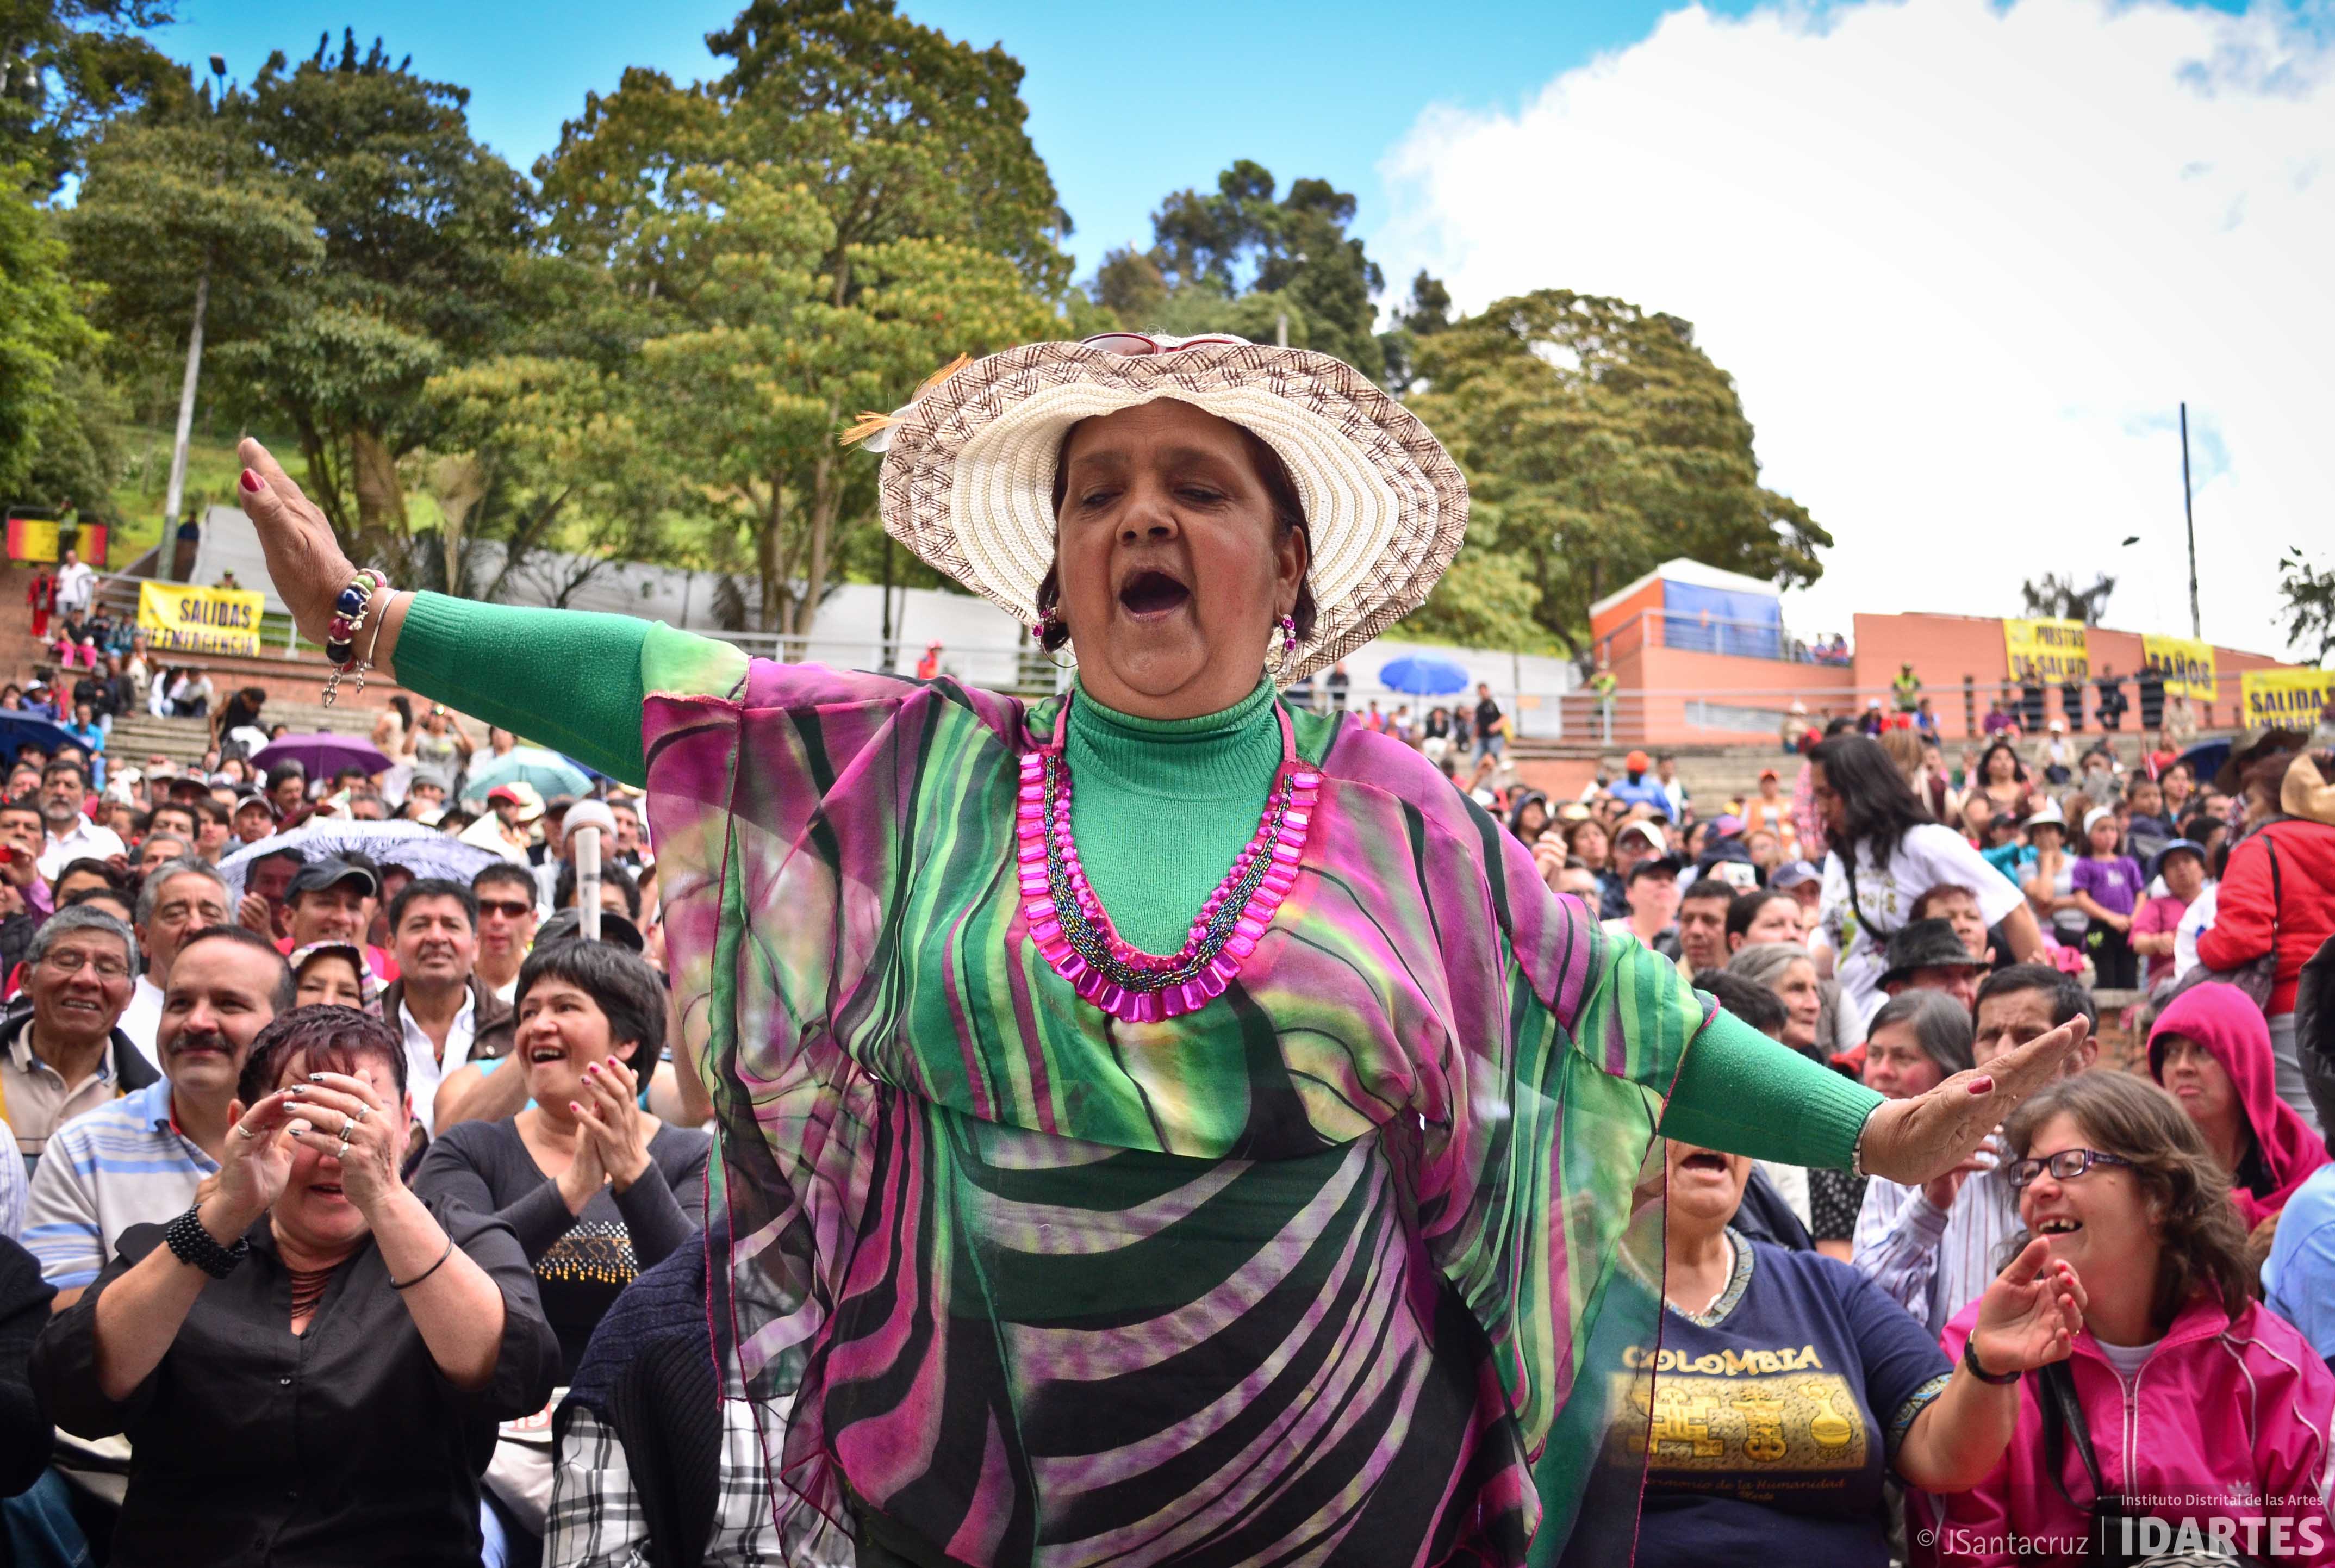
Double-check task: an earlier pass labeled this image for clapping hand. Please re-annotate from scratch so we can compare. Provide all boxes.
[1967,1237,2085,1378]
[1858,1018,2088,1186]
[572,1056,651,1194]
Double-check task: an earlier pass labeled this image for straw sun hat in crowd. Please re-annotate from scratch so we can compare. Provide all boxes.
[847,333,1470,683]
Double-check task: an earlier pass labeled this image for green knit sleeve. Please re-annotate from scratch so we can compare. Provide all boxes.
[1659,1006,1883,1170]
[391,594,745,788]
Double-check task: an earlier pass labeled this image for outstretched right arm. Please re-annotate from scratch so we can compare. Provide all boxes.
[235,439,744,788]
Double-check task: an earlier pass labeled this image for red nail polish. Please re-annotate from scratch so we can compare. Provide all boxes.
[240,468,261,494]
[1967,1075,1994,1095]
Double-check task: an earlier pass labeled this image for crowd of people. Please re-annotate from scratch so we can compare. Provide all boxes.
[1467,708,2335,1563]
[0,325,2329,1568]
[0,649,2329,1564]
[0,659,695,1563]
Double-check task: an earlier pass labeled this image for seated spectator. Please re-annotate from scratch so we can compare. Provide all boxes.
[1601,855,1684,959]
[470,863,539,1008]
[291,941,381,1014]
[1877,917,1985,1015]
[1694,972,1819,1252]
[0,906,155,1168]
[548,1228,856,1568]
[1725,941,1822,1059]
[231,790,276,846]
[29,1005,560,1565]
[119,858,233,1065]
[23,928,290,1308]
[1604,818,1668,920]
[2131,839,2207,995]
[1630,1134,2079,1565]
[1724,888,1804,955]
[1675,877,1736,976]
[416,940,709,1378]
[381,879,504,1135]
[1909,1071,2335,1566]
[2197,751,2335,1135]
[2149,982,2328,1237]
[1910,882,2009,970]
[552,858,642,926]
[1860,989,1976,1102]
[275,859,396,980]
[1771,858,1823,921]
[1857,965,2097,1336]
[0,1234,54,1497]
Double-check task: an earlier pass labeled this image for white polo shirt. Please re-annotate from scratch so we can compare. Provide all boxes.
[37,816,127,882]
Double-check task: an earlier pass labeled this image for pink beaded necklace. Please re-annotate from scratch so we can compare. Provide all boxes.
[1016,694,1321,1024]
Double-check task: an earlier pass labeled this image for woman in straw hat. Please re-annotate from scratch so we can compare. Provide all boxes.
[232,333,2081,1566]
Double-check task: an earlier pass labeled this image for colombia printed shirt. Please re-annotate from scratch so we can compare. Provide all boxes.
[1616,1230,1953,1564]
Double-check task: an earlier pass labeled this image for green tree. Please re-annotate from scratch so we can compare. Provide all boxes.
[0,165,98,500]
[192,31,538,565]
[1379,270,1451,394]
[0,0,185,191]
[532,0,1066,631]
[2277,547,2335,665]
[1095,160,1387,380]
[1408,288,1829,655]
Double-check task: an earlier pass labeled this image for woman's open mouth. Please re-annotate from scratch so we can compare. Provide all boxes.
[1118,569,1191,618]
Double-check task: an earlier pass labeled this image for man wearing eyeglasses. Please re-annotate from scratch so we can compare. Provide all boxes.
[1853,963,2100,1336]
[0,906,156,1175]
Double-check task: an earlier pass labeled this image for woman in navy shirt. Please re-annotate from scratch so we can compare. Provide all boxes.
[1622,1137,2085,1564]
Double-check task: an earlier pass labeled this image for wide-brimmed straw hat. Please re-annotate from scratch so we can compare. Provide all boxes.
[852,334,1470,683]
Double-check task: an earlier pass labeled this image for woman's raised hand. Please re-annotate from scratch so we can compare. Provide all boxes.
[282,1071,405,1221]
[1967,1237,2085,1377]
[211,1092,300,1232]
[233,438,361,645]
[1857,1017,2089,1185]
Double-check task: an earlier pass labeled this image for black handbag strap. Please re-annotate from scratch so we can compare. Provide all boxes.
[2039,1360,2110,1508]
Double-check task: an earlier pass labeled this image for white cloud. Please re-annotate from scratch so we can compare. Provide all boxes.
[1380,0,2335,661]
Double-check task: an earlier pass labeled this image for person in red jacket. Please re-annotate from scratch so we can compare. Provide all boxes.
[2196,751,2335,1137]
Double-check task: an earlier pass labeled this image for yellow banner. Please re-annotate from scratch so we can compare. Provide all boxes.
[2240,668,2335,731]
[137,582,266,657]
[2003,618,2090,686]
[2141,635,2217,701]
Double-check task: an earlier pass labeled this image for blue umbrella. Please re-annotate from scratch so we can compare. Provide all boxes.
[0,712,80,761]
[461,746,594,804]
[1378,656,1472,696]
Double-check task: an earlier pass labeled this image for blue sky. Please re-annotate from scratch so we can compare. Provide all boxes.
[148,0,1778,283]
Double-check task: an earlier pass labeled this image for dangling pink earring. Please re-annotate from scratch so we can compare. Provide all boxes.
[1033,608,1075,668]
[1272,613,1297,677]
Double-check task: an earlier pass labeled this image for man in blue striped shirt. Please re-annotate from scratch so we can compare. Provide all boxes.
[23,926,291,1308]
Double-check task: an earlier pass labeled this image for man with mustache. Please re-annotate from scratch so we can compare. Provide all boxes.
[22,926,291,1309]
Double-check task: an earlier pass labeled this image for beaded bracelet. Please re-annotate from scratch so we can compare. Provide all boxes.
[322,569,390,708]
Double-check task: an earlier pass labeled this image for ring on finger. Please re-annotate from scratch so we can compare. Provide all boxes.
[354,1103,371,1123]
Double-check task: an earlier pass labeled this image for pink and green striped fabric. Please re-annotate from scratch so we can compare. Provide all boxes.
[639,633,1706,1566]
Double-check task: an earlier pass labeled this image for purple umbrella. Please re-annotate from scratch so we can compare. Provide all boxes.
[252,733,393,779]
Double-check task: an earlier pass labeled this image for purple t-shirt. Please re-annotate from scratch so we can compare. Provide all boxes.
[2070,854,2145,918]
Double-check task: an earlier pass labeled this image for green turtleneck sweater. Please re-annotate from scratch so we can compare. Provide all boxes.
[391,593,1881,1167]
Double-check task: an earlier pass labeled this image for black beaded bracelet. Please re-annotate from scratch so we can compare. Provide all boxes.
[1962,1333,2022,1386]
[165,1206,249,1280]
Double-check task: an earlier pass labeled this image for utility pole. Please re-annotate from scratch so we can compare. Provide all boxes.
[163,55,229,547]
[2179,402,2200,639]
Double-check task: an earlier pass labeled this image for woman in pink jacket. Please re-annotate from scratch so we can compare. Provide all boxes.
[2151,981,2330,1234]
[1911,1071,2335,1567]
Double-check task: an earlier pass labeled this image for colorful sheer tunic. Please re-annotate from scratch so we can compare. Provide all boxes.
[632,629,1706,1568]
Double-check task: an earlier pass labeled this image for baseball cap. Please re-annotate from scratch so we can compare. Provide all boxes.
[486,780,546,823]
[1758,768,1778,782]
[1616,819,1668,856]
[1771,859,1821,889]
[1624,749,1651,773]
[1627,854,1686,885]
[2026,799,2065,829]
[286,858,378,900]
